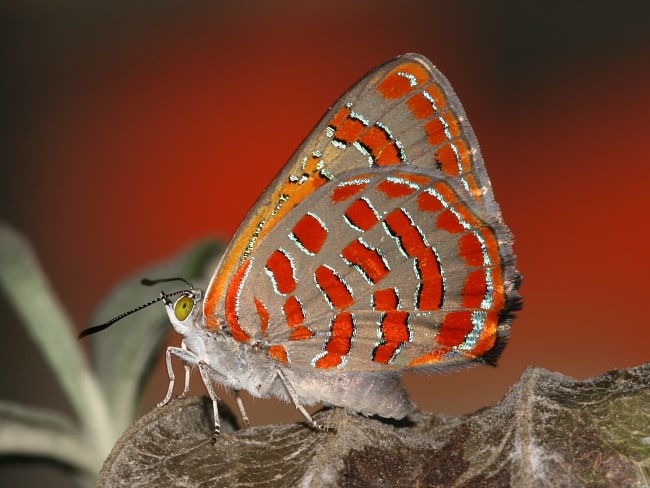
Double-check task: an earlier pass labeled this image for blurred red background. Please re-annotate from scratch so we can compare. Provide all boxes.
[2,1,649,485]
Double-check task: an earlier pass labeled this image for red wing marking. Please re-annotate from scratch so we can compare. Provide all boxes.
[471,311,501,356]
[223,259,253,342]
[407,347,453,367]
[424,84,447,111]
[344,198,379,231]
[462,269,488,308]
[359,125,402,166]
[283,295,305,328]
[265,249,296,294]
[377,179,417,199]
[436,209,465,234]
[373,288,399,311]
[334,117,366,145]
[383,208,444,311]
[359,125,392,156]
[376,62,431,100]
[329,112,403,166]
[374,141,401,166]
[254,297,270,336]
[459,233,484,267]
[424,113,461,147]
[437,311,475,348]
[417,191,445,213]
[372,343,398,364]
[432,181,459,205]
[454,205,482,229]
[392,172,431,186]
[415,248,443,310]
[435,140,471,177]
[289,326,315,341]
[291,213,328,255]
[382,311,411,343]
[372,311,411,364]
[341,239,389,284]
[329,106,350,129]
[331,181,368,203]
[313,312,355,369]
[268,345,289,364]
[314,265,354,310]
[384,208,428,255]
[465,174,483,201]
[406,92,436,119]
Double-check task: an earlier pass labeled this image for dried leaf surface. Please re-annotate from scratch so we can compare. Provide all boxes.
[99,364,650,487]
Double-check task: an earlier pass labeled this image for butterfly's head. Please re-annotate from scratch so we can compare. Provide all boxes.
[164,288,205,336]
[77,277,205,340]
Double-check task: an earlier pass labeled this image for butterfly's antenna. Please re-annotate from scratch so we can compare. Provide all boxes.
[78,277,195,339]
[141,277,194,289]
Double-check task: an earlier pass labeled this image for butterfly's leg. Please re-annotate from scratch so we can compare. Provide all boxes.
[276,369,333,433]
[193,361,251,432]
[234,390,250,427]
[158,343,197,408]
[197,360,222,443]
[179,341,192,398]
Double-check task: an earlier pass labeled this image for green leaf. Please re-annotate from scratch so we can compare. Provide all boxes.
[0,223,114,457]
[0,400,100,476]
[88,239,225,433]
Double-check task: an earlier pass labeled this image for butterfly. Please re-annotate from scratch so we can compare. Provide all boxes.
[83,53,520,440]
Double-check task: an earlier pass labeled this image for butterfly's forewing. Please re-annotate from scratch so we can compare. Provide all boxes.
[204,53,520,373]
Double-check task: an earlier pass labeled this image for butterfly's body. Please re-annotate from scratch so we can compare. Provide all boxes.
[166,303,415,419]
[155,53,520,438]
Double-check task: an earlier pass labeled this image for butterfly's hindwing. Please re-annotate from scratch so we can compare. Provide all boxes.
[230,167,512,372]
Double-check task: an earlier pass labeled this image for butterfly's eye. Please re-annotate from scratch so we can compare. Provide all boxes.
[174,295,195,321]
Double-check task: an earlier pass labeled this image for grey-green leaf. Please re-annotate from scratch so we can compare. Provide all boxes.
[0,400,100,478]
[0,223,114,457]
